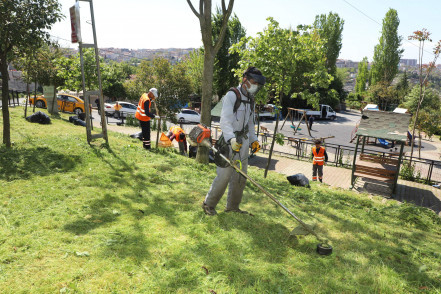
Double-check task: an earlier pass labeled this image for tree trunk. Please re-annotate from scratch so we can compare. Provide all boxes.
[418,130,421,159]
[264,111,280,178]
[24,82,29,118]
[409,83,423,164]
[1,57,11,147]
[196,48,215,164]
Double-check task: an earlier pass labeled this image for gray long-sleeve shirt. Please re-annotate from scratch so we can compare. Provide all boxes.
[220,85,258,144]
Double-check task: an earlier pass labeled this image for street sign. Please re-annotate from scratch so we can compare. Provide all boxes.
[70,3,82,43]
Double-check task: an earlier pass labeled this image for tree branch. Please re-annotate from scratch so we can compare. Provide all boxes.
[213,0,234,54]
[186,0,201,19]
[221,0,226,14]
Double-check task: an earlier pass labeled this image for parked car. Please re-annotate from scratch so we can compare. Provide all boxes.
[29,94,89,115]
[176,109,201,123]
[104,101,138,118]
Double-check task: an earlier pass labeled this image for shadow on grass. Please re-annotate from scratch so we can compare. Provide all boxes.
[0,146,81,181]
[316,204,441,291]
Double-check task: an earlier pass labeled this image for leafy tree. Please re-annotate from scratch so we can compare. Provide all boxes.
[367,82,400,110]
[313,12,344,76]
[396,70,410,101]
[101,61,133,99]
[187,0,234,164]
[0,0,62,147]
[370,9,403,85]
[182,48,204,96]
[212,10,246,98]
[355,57,369,93]
[407,28,441,163]
[231,18,331,177]
[125,57,192,122]
[404,86,440,114]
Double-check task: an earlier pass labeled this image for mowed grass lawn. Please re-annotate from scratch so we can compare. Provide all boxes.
[1,107,440,293]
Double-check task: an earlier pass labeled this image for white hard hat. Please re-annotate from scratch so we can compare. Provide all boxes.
[149,88,158,98]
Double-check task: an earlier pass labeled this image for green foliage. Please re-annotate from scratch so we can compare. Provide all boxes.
[230,18,332,109]
[161,119,168,132]
[370,9,403,85]
[125,57,192,122]
[313,12,344,76]
[404,86,441,113]
[151,118,157,131]
[212,11,246,98]
[355,57,369,93]
[399,161,421,181]
[275,133,285,145]
[125,114,139,127]
[367,81,400,110]
[182,49,204,96]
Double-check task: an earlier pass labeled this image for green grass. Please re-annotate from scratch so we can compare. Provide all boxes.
[1,107,441,293]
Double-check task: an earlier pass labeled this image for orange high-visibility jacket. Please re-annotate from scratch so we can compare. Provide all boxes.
[170,126,185,142]
[312,146,325,166]
[135,93,151,122]
[114,104,122,111]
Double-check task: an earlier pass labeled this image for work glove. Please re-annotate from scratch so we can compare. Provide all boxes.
[251,141,261,153]
[229,138,242,152]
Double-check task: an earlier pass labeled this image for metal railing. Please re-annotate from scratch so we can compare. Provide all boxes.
[210,125,441,185]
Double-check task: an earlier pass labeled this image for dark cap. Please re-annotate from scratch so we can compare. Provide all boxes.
[243,66,266,85]
[314,139,322,144]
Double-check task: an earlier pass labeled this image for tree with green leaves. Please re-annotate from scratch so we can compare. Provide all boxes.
[0,0,62,147]
[187,0,234,163]
[125,57,192,122]
[212,10,246,98]
[313,12,344,76]
[182,49,204,96]
[370,9,403,86]
[355,57,369,93]
[231,18,331,177]
[407,29,441,163]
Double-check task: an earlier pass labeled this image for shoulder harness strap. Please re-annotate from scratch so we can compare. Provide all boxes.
[228,87,253,113]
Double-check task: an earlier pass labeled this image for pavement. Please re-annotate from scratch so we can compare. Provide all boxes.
[94,119,441,216]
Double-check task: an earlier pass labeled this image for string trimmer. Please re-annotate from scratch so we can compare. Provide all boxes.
[188,124,332,255]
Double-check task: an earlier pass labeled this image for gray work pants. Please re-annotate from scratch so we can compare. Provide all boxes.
[204,139,249,210]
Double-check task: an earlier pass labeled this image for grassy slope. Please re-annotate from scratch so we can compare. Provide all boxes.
[0,108,440,293]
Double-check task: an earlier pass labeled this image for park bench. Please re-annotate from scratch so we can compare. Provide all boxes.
[353,153,399,183]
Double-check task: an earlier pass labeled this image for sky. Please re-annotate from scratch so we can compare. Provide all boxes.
[49,0,441,64]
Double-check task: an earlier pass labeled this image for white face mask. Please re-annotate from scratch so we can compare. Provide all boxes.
[247,83,259,95]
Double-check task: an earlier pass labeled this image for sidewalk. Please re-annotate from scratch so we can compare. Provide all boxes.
[97,122,441,216]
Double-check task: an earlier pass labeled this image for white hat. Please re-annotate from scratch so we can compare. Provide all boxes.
[149,88,158,98]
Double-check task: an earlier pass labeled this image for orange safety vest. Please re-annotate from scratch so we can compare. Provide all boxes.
[135,93,152,122]
[170,126,185,142]
[312,146,325,166]
[114,104,122,111]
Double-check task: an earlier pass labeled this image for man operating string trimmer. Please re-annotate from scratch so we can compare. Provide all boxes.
[202,67,266,216]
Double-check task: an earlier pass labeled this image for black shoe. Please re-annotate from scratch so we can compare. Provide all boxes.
[202,202,217,216]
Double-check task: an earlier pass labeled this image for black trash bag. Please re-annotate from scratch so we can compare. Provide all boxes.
[73,119,86,127]
[78,113,86,120]
[69,116,78,123]
[26,111,51,124]
[287,173,310,188]
[130,131,143,141]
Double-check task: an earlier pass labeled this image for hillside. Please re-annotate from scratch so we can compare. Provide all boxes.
[0,107,440,293]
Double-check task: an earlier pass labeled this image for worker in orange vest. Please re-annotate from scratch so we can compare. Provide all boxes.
[311,139,328,182]
[114,101,122,119]
[135,88,158,150]
[166,126,187,155]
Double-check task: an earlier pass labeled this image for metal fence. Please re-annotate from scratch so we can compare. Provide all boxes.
[210,126,441,185]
